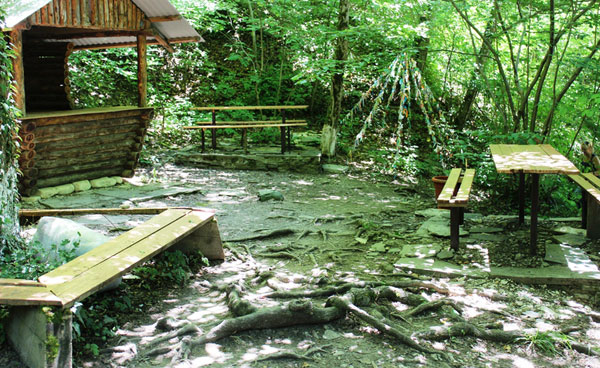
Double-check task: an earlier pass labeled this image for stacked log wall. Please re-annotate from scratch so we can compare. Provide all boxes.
[27,0,145,30]
[17,107,152,194]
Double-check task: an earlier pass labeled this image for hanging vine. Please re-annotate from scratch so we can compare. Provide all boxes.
[343,54,449,167]
[0,10,22,251]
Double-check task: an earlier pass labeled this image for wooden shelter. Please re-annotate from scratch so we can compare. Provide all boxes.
[2,0,201,194]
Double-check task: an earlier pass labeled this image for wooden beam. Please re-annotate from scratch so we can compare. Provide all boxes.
[192,105,309,111]
[151,29,174,53]
[137,34,147,107]
[148,15,182,22]
[39,30,150,39]
[9,29,26,114]
[18,207,207,218]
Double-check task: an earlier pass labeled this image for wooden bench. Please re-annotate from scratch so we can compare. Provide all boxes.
[568,173,600,239]
[0,208,224,368]
[184,105,308,154]
[436,168,476,250]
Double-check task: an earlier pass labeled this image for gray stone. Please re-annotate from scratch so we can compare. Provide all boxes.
[399,243,441,258]
[553,233,587,247]
[552,226,586,236]
[322,164,349,174]
[437,249,455,260]
[469,225,504,234]
[258,189,284,201]
[544,243,567,265]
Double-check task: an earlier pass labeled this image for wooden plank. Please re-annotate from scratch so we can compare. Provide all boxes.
[183,123,307,129]
[437,168,462,203]
[192,105,309,111]
[568,174,600,203]
[452,168,475,204]
[490,144,579,174]
[0,285,62,306]
[19,207,201,218]
[0,279,44,287]
[50,210,215,307]
[192,119,306,125]
[39,209,191,286]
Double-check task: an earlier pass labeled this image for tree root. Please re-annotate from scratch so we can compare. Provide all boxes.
[225,228,295,242]
[404,299,463,317]
[416,322,519,343]
[327,292,434,354]
[188,300,345,347]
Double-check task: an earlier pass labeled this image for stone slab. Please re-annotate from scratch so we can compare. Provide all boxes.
[544,243,567,265]
[399,243,441,258]
[553,233,587,247]
[394,257,487,278]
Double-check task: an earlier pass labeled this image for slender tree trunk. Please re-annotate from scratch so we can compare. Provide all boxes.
[321,0,349,157]
[453,17,496,130]
[415,11,431,74]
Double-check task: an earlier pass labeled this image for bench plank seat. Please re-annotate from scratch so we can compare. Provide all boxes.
[39,208,191,286]
[187,119,306,125]
[184,122,307,130]
[0,285,62,306]
[44,209,214,307]
[436,168,476,250]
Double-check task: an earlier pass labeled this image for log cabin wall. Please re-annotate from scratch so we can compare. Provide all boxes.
[18,107,153,194]
[27,0,145,30]
[24,40,73,112]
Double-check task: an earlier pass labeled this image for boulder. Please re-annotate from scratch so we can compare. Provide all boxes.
[54,183,75,196]
[258,189,284,201]
[73,180,92,192]
[90,177,117,188]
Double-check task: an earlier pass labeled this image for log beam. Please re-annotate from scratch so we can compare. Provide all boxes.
[10,29,26,113]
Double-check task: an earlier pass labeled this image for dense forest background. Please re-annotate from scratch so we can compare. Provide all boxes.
[33,0,600,215]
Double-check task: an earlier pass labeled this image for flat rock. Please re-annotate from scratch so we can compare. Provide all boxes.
[544,243,567,265]
[258,189,284,201]
[399,243,441,258]
[553,233,587,247]
[469,225,504,234]
[417,217,469,238]
[468,233,508,242]
[437,249,455,260]
[415,208,449,218]
[322,164,349,174]
[552,226,586,236]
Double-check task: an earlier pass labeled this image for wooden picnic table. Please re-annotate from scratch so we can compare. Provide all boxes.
[489,144,579,255]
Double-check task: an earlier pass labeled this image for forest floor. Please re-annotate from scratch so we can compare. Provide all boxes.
[7,148,600,368]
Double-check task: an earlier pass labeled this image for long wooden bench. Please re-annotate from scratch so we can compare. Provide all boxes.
[568,173,600,239]
[436,168,476,250]
[184,105,308,154]
[0,208,224,368]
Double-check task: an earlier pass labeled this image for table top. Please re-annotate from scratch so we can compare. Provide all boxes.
[490,144,580,174]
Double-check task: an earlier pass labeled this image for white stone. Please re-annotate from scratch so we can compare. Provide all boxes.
[73,180,92,192]
[90,177,117,188]
[54,183,75,195]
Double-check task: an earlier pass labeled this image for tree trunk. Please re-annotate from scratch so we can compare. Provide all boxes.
[321,0,349,157]
[453,17,496,130]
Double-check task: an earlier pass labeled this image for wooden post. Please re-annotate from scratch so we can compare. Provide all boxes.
[518,172,525,225]
[137,35,147,107]
[450,207,460,251]
[587,196,600,239]
[211,109,217,149]
[530,173,539,256]
[582,191,588,229]
[10,29,26,114]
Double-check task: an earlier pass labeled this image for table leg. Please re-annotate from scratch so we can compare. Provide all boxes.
[518,172,525,225]
[530,173,539,256]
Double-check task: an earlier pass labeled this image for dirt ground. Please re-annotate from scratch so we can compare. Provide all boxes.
[6,155,600,367]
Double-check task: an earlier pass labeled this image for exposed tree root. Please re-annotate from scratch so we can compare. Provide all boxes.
[189,300,345,347]
[226,228,295,242]
[417,322,521,343]
[404,299,463,317]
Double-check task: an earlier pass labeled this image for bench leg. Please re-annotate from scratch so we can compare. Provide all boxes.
[587,196,600,239]
[171,218,225,260]
[280,126,286,154]
[518,172,525,225]
[529,173,539,256]
[211,130,217,149]
[201,129,205,152]
[6,306,73,368]
[287,126,291,151]
[582,191,588,229]
[459,207,465,225]
[241,128,248,153]
[450,207,460,251]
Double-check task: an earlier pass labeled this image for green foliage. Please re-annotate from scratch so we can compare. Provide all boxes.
[519,331,572,356]
[0,8,21,252]
[132,250,195,289]
[0,239,79,280]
